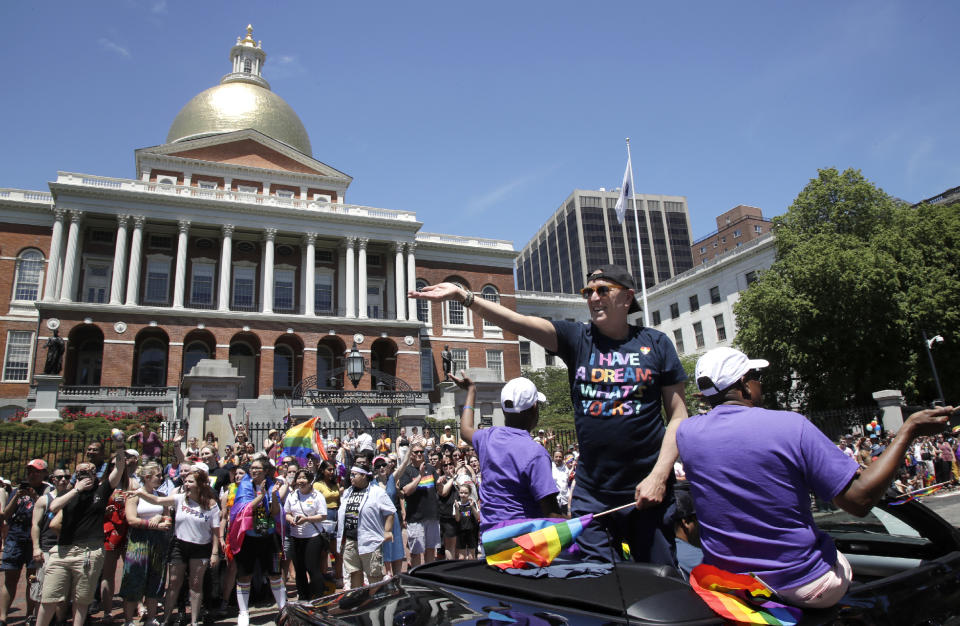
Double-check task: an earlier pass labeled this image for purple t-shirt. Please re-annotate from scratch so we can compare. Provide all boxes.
[136,431,163,459]
[472,426,558,533]
[677,405,859,591]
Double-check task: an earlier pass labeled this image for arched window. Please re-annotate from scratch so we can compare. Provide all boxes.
[416,279,430,324]
[274,345,294,392]
[182,341,210,376]
[317,345,334,389]
[12,250,44,302]
[75,337,103,386]
[445,282,468,327]
[481,285,500,328]
[136,338,167,387]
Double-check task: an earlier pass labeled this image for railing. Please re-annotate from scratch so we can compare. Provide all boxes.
[808,406,879,441]
[0,189,54,204]
[416,232,514,251]
[58,385,178,399]
[55,172,418,222]
[692,215,773,244]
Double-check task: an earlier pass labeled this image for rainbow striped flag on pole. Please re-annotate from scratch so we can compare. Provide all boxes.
[482,515,593,570]
[689,564,801,625]
[281,416,326,465]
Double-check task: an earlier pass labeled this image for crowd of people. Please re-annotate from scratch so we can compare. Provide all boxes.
[0,412,579,626]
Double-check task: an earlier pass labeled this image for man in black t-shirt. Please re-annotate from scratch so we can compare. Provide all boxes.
[36,448,124,626]
[411,264,689,565]
[398,444,440,566]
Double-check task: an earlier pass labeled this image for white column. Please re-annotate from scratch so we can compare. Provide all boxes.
[262,228,276,314]
[172,219,190,308]
[109,215,129,305]
[124,216,145,305]
[304,233,316,316]
[406,242,418,321]
[58,211,83,302]
[43,209,66,302]
[357,237,368,319]
[218,225,234,311]
[344,237,356,318]
[394,241,406,320]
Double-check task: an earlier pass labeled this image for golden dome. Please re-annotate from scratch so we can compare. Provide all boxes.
[166,81,312,156]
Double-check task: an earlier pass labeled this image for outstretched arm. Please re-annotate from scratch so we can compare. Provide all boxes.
[834,406,954,516]
[410,282,558,352]
[450,372,477,445]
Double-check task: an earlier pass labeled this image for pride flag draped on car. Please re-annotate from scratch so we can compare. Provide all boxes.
[482,515,593,570]
[689,564,801,625]
[281,416,327,464]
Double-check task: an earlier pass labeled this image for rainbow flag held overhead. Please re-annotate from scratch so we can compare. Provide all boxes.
[482,515,592,570]
[281,416,326,465]
[689,564,801,625]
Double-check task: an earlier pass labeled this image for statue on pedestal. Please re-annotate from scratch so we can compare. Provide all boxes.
[441,345,453,379]
[43,329,64,375]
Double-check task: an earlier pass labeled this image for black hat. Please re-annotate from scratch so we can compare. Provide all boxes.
[586,265,641,314]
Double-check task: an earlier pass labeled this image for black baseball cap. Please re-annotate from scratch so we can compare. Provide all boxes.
[586,265,641,313]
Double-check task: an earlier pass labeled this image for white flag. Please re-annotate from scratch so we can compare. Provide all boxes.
[614,156,632,224]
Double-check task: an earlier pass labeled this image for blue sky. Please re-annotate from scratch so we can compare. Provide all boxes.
[4,1,958,247]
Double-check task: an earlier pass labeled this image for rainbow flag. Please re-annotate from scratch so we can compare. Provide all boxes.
[417,474,435,489]
[281,416,327,465]
[689,564,801,625]
[889,483,944,506]
[482,516,592,570]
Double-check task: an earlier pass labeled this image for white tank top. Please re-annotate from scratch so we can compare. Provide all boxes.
[137,492,165,520]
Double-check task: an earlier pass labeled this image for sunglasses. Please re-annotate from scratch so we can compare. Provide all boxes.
[579,285,620,299]
[52,475,69,481]
[411,450,424,455]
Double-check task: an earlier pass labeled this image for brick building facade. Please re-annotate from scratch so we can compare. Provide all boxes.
[0,27,520,423]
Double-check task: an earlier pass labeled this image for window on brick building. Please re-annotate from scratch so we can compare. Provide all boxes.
[144,257,170,304]
[733,230,742,238]
[420,348,435,392]
[274,345,295,392]
[232,265,256,310]
[486,350,504,381]
[82,261,111,304]
[315,270,334,313]
[451,348,468,373]
[481,286,500,328]
[367,281,384,318]
[190,261,215,307]
[135,338,167,387]
[2,331,33,382]
[415,279,430,325]
[274,268,295,312]
[12,250,44,302]
[445,283,470,327]
[755,225,763,234]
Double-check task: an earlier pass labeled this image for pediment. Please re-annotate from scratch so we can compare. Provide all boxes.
[136,130,351,182]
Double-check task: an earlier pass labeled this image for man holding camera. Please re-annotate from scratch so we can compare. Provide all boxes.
[677,347,954,608]
[36,448,125,626]
[0,459,50,626]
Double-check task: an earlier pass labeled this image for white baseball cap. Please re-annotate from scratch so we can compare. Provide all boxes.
[501,377,546,413]
[695,347,769,397]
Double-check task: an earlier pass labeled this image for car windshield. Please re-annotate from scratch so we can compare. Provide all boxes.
[815,506,924,540]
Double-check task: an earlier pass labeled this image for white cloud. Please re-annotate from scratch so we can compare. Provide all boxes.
[98,38,131,58]
[151,0,167,14]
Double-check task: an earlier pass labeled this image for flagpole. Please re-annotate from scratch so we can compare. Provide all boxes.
[594,501,637,519]
[625,138,650,327]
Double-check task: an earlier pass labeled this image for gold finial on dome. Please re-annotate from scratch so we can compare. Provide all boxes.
[241,24,256,45]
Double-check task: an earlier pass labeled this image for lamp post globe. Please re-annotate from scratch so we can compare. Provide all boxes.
[346,341,365,388]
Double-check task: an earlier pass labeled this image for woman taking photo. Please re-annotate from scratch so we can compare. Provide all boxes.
[284,469,327,600]
[314,460,342,586]
[138,469,220,626]
[100,449,141,623]
[119,462,171,626]
[372,458,405,577]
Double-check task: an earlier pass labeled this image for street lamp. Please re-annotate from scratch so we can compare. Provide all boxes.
[921,330,945,405]
[346,342,364,388]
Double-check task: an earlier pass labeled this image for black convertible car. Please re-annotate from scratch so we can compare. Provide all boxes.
[278,498,960,625]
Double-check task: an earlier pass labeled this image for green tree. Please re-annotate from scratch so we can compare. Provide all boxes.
[735,168,960,411]
[523,367,575,431]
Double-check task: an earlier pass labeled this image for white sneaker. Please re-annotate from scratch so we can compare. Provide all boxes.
[237,612,249,626]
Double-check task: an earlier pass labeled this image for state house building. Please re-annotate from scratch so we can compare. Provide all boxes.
[0,27,520,422]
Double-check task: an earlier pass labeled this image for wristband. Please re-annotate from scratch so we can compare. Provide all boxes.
[462,290,475,308]
[462,406,473,411]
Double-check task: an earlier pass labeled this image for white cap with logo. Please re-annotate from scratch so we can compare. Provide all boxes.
[500,377,547,413]
[695,347,769,397]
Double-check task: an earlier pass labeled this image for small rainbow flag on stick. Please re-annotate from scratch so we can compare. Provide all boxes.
[689,564,801,625]
[482,515,593,570]
[281,416,326,465]
[888,481,947,506]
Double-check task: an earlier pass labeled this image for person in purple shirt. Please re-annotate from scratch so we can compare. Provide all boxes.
[127,422,163,460]
[452,373,559,532]
[677,347,954,608]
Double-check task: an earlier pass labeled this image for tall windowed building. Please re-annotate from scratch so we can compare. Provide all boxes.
[515,189,694,294]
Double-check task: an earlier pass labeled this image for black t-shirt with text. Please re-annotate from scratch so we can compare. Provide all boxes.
[59,479,113,545]
[342,488,366,541]
[400,463,438,522]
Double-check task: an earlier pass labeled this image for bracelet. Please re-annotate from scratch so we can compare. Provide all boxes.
[462,290,475,308]
[462,406,474,411]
